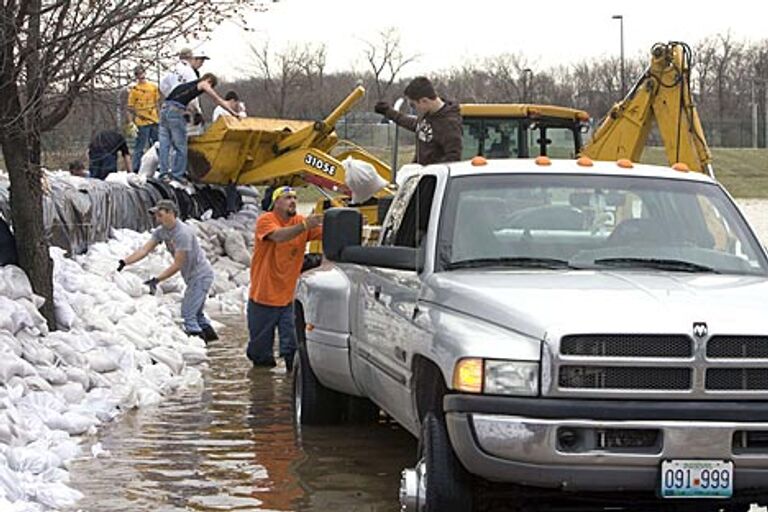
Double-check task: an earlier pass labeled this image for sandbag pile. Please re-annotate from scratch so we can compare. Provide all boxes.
[0,202,259,511]
[0,169,243,259]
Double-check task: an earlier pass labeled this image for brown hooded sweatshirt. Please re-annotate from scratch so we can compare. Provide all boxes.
[385,99,463,165]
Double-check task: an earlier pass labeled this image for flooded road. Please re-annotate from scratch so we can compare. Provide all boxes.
[67,320,415,512]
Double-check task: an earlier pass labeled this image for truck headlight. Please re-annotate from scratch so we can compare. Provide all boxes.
[484,360,539,396]
[453,358,539,396]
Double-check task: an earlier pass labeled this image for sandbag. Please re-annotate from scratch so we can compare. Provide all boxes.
[343,157,388,204]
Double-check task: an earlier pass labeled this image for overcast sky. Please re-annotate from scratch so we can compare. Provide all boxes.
[195,0,766,81]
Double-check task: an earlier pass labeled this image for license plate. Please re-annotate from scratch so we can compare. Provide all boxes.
[660,460,733,498]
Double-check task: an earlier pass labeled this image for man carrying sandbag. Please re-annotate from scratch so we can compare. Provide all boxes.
[117,199,218,342]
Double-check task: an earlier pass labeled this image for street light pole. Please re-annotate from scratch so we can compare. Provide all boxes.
[522,68,533,103]
[612,14,625,97]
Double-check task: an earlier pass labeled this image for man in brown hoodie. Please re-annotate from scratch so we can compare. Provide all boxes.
[375,76,462,165]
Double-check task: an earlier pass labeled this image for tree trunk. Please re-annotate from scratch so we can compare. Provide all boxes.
[2,128,55,329]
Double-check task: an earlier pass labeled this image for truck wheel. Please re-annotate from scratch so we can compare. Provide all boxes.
[293,344,344,425]
[401,412,473,512]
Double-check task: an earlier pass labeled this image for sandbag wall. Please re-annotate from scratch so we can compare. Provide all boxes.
[0,172,243,259]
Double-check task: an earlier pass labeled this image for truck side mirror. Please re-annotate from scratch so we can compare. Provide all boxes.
[322,208,362,261]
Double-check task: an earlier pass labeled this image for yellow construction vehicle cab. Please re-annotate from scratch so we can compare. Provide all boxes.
[581,42,713,176]
[460,103,590,161]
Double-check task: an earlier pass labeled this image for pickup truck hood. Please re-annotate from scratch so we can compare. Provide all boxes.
[423,270,768,340]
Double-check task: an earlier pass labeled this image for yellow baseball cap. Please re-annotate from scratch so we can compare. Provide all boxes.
[269,186,297,210]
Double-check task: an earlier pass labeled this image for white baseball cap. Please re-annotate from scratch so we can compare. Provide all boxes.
[192,48,210,60]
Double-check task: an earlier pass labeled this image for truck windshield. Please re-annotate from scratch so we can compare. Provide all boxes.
[438,174,768,276]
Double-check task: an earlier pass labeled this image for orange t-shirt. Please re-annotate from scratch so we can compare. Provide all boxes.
[249,212,323,306]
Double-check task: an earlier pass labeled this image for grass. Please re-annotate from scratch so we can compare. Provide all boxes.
[640,147,768,198]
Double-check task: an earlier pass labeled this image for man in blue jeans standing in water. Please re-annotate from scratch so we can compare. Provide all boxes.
[118,199,218,342]
[247,187,323,370]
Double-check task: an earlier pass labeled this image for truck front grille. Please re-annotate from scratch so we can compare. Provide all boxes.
[707,369,768,390]
[707,336,768,359]
[558,366,691,390]
[551,333,768,398]
[560,334,692,358]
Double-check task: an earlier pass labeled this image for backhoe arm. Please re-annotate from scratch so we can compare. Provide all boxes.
[582,42,713,176]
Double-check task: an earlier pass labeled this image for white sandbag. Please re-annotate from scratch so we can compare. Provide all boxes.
[50,440,81,467]
[35,366,68,386]
[104,172,131,186]
[0,297,38,335]
[52,382,86,405]
[0,463,25,503]
[87,371,111,390]
[0,329,22,356]
[53,290,78,331]
[179,345,208,365]
[112,271,145,298]
[232,268,251,287]
[46,340,86,368]
[132,387,160,407]
[45,411,98,435]
[19,391,66,414]
[114,324,156,351]
[0,265,34,301]
[0,423,11,445]
[343,156,389,204]
[223,230,251,266]
[0,355,37,383]
[23,376,52,393]
[21,341,55,367]
[63,367,89,389]
[32,480,83,509]
[84,349,119,373]
[148,347,184,375]
[139,142,159,177]
[6,446,59,475]
[212,269,235,294]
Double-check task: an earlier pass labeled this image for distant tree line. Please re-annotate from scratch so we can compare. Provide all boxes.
[51,30,768,154]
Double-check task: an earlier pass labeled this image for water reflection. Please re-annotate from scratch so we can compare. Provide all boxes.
[67,318,414,512]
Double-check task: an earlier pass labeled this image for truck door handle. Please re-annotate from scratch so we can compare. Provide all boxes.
[394,346,407,362]
[373,285,381,300]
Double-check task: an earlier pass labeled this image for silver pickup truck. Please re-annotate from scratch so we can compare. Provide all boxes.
[292,157,768,511]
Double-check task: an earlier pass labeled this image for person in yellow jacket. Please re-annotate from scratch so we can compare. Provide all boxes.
[127,65,160,172]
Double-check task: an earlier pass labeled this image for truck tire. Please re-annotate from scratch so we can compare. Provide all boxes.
[292,343,344,425]
[419,412,473,511]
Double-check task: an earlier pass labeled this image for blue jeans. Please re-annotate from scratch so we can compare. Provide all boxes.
[246,300,296,363]
[159,104,188,180]
[181,272,214,333]
[132,123,158,172]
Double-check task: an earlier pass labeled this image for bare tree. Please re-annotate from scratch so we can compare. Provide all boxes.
[250,42,314,117]
[362,28,418,100]
[0,0,251,327]
[484,53,530,102]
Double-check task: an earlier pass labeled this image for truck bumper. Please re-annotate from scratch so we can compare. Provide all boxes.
[444,395,768,494]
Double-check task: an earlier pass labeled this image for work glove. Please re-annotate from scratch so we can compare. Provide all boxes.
[143,277,159,295]
[193,112,204,125]
[117,259,126,272]
[374,101,391,116]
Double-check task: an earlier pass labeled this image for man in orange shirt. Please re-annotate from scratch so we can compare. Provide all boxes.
[248,186,323,370]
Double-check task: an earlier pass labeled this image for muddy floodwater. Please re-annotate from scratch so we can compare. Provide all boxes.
[67,321,415,512]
